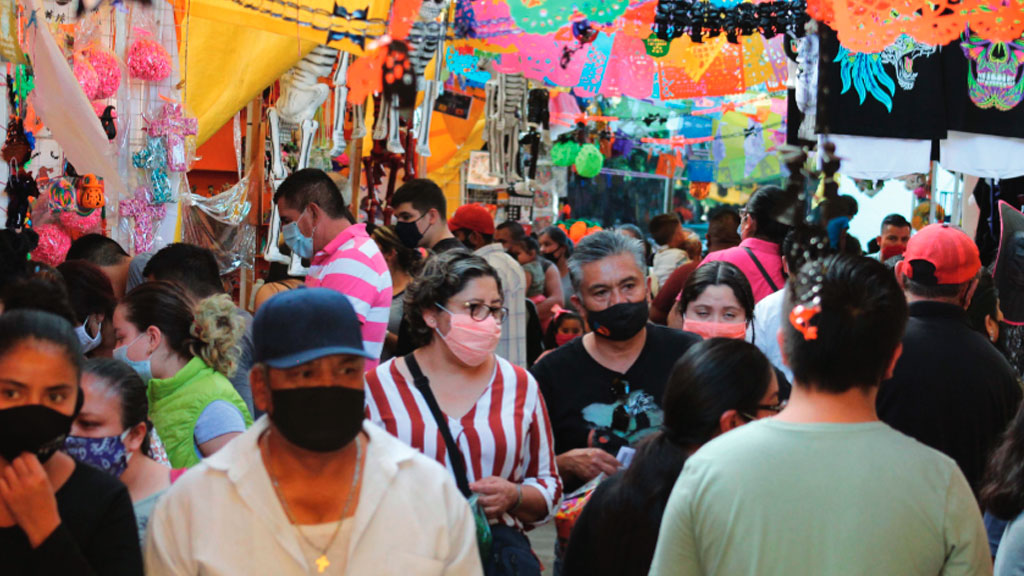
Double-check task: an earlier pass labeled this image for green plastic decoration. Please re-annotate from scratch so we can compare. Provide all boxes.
[574,144,604,178]
[551,141,580,167]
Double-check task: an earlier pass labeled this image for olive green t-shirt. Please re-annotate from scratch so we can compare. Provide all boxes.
[650,420,991,576]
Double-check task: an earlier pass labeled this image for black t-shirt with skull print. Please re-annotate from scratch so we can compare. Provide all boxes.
[944,28,1024,138]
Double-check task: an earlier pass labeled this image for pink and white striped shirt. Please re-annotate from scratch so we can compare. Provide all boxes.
[365,356,563,530]
[306,223,392,371]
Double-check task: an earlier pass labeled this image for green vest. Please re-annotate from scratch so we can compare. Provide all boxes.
[147,357,253,469]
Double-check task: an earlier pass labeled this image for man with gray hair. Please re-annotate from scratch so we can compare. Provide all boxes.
[530,231,700,492]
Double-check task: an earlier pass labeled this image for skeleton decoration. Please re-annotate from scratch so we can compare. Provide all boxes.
[794,33,818,141]
[484,73,528,183]
[329,53,352,156]
[410,0,451,157]
[961,27,1024,111]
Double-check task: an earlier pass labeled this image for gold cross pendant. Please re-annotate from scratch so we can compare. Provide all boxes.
[315,555,330,573]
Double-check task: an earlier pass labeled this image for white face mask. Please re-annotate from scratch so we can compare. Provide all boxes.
[75,317,103,354]
[113,333,154,382]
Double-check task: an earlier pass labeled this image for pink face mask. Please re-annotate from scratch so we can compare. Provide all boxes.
[682,319,748,340]
[436,305,502,367]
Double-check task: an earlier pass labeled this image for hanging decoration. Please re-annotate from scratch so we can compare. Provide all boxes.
[551,140,580,166]
[146,99,198,172]
[652,0,809,44]
[127,30,173,81]
[85,47,122,100]
[574,143,604,177]
[120,187,167,253]
[76,174,106,215]
[133,138,172,204]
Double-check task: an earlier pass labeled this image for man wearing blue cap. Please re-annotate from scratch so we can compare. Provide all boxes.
[145,288,482,575]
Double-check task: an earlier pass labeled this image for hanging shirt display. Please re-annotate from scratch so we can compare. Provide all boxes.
[943,29,1024,139]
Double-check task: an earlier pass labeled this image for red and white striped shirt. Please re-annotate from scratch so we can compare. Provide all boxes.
[365,356,563,530]
[306,223,392,371]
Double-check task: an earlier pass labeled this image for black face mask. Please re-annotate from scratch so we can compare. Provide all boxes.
[270,387,365,452]
[541,248,561,264]
[587,300,650,341]
[0,404,75,463]
[395,215,430,249]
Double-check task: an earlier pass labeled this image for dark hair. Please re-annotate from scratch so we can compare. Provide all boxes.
[880,213,911,232]
[649,214,682,246]
[678,261,755,326]
[967,268,999,339]
[83,358,152,456]
[903,277,972,300]
[784,255,908,392]
[583,339,773,566]
[782,225,832,274]
[56,260,117,325]
[0,309,83,378]
[1,275,78,325]
[543,310,584,349]
[746,185,793,245]
[0,228,39,292]
[273,168,354,222]
[65,234,129,266]
[497,221,526,244]
[372,225,424,275]
[983,403,1024,519]
[143,243,224,299]
[539,226,573,258]
[616,224,653,266]
[404,251,502,348]
[120,282,244,377]
[391,178,447,221]
[706,206,741,249]
[521,236,540,255]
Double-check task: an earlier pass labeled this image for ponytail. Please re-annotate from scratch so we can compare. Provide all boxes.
[190,294,244,378]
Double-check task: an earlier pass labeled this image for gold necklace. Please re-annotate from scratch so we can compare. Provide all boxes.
[265,432,363,574]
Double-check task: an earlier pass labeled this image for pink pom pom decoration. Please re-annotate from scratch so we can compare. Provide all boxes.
[86,48,122,99]
[127,38,172,82]
[59,209,102,236]
[74,57,100,100]
[31,224,72,266]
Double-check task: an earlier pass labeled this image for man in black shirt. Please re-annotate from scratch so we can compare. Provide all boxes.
[531,231,700,490]
[390,178,464,253]
[878,224,1022,495]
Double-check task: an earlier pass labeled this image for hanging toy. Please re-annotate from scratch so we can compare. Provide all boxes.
[2,116,32,166]
[4,169,40,229]
[119,187,166,253]
[74,56,101,100]
[85,48,122,99]
[47,178,77,212]
[98,105,117,140]
[574,143,604,178]
[127,31,172,82]
[551,140,580,166]
[147,100,197,172]
[571,20,599,44]
[382,40,417,110]
[76,174,106,215]
[133,137,172,203]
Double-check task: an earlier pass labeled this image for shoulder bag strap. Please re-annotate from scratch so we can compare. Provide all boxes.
[743,246,779,292]
[404,353,473,498]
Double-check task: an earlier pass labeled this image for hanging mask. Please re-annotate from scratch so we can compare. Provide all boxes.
[64,430,132,477]
[0,404,76,463]
[75,317,103,354]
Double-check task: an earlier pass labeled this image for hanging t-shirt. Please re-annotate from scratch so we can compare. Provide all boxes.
[943,30,1024,139]
[817,26,946,139]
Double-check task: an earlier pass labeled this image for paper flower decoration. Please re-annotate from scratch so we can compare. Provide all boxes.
[120,187,167,253]
[127,36,172,81]
[551,141,580,166]
[86,48,122,99]
[32,224,72,266]
[74,56,100,100]
[574,143,604,178]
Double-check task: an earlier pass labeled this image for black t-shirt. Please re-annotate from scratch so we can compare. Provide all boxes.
[0,462,143,575]
[944,36,1024,138]
[530,324,700,459]
[817,26,946,139]
[877,301,1022,496]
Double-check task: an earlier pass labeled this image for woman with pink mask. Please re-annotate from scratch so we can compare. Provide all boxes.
[365,251,561,575]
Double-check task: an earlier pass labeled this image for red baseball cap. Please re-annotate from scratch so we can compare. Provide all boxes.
[897,223,981,285]
[448,204,496,235]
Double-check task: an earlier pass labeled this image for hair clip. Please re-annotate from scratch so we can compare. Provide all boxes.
[789,301,821,341]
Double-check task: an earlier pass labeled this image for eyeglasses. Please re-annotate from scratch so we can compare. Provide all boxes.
[740,399,788,421]
[438,302,508,323]
[611,376,631,432]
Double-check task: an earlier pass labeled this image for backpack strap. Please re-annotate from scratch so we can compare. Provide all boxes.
[743,246,780,292]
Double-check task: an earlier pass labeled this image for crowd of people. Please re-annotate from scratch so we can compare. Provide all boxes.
[1,167,1023,576]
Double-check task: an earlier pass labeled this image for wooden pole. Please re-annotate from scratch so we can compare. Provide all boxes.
[349,135,363,220]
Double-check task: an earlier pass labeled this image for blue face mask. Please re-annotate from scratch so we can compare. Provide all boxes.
[65,431,131,477]
[282,209,314,260]
[113,333,154,383]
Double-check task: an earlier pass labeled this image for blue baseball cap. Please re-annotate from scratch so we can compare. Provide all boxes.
[253,287,373,368]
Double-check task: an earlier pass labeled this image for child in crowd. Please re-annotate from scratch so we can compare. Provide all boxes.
[649,214,698,288]
[543,308,586,352]
[518,236,547,299]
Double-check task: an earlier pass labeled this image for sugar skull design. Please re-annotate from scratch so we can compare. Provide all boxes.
[961,28,1024,111]
[881,34,938,90]
[835,34,936,113]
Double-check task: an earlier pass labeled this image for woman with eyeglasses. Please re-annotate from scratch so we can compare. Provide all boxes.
[365,250,561,575]
[562,338,780,576]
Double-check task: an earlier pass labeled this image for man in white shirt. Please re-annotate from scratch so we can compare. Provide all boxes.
[448,204,528,368]
[145,288,481,575]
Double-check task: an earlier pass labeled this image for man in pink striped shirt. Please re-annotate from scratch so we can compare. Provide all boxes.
[274,169,393,370]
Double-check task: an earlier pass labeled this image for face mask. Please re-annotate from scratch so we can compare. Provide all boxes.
[587,301,649,341]
[0,404,75,463]
[396,214,430,249]
[683,319,748,340]
[542,248,561,264]
[880,244,906,261]
[75,317,102,354]
[64,430,132,477]
[555,332,577,347]
[113,333,154,383]
[436,304,502,366]
[282,219,314,260]
[270,387,365,452]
